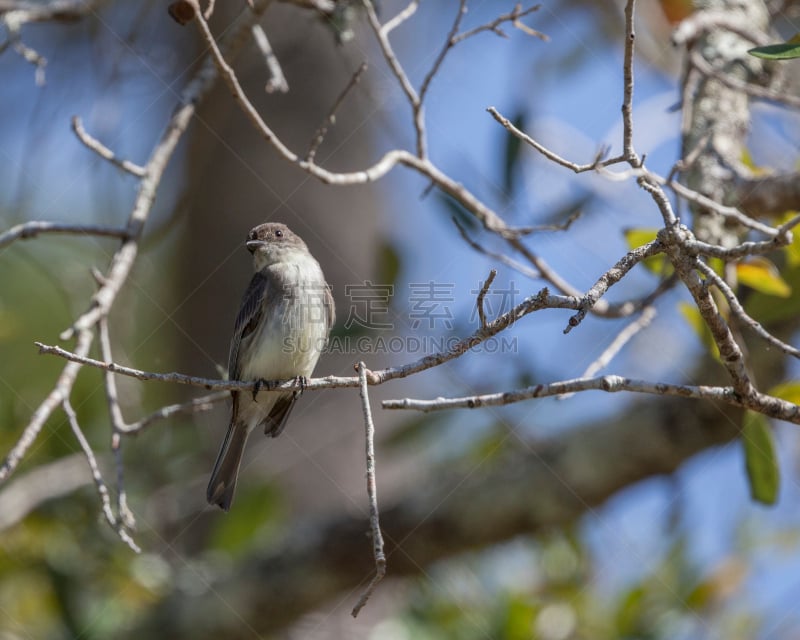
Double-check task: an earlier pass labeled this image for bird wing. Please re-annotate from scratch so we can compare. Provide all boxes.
[228,270,269,381]
[324,283,336,339]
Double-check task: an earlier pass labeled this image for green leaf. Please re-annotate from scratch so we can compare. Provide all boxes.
[767,381,800,404]
[748,43,800,60]
[736,258,791,297]
[742,411,780,505]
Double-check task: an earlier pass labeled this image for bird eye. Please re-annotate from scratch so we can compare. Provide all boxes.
[249,230,257,241]
[275,229,283,238]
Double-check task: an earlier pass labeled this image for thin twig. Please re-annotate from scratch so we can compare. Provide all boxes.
[487,106,609,173]
[452,3,546,44]
[13,38,46,84]
[0,329,93,483]
[71,116,147,177]
[695,260,800,359]
[621,0,639,164]
[98,318,135,530]
[351,362,386,617]
[418,0,467,104]
[661,226,754,397]
[564,240,663,333]
[383,375,800,423]
[381,0,418,35]
[62,397,140,552]
[453,218,540,280]
[124,391,228,433]
[477,269,497,330]
[251,23,289,93]
[363,0,419,108]
[307,62,367,162]
[568,306,657,391]
[362,0,426,157]
[0,221,129,250]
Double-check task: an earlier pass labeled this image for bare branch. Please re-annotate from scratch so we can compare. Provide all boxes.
[660,224,755,397]
[577,306,657,380]
[124,392,228,434]
[0,221,129,249]
[251,23,289,93]
[667,178,779,237]
[98,318,135,530]
[362,1,419,106]
[0,330,93,483]
[476,269,497,330]
[696,260,800,359]
[684,233,792,261]
[564,240,663,333]
[12,38,45,84]
[621,0,639,164]
[487,106,609,173]
[71,116,146,177]
[381,0,418,35]
[62,397,140,552]
[418,0,467,104]
[351,363,386,617]
[0,0,103,21]
[452,3,546,44]
[362,0,425,157]
[453,218,540,280]
[307,62,368,162]
[384,374,800,423]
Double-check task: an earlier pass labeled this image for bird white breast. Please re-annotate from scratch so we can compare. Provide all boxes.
[239,252,329,382]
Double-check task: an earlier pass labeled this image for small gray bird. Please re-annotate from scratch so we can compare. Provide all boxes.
[207,222,335,511]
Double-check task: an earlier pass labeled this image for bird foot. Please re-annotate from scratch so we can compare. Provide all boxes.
[252,378,271,402]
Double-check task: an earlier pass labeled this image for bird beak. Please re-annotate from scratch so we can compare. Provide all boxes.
[246,240,266,253]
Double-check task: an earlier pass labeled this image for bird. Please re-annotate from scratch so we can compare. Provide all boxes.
[207,222,335,511]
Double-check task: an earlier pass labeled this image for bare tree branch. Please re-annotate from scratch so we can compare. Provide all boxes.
[62,397,139,552]
[383,374,800,423]
[71,116,146,177]
[250,23,288,93]
[0,221,129,249]
[350,362,386,617]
